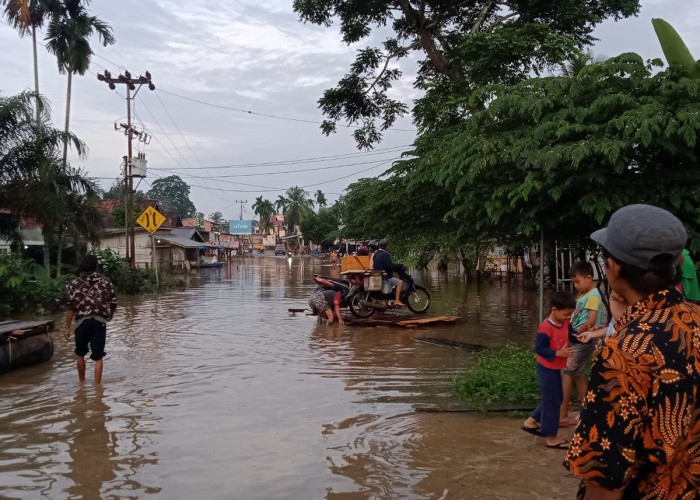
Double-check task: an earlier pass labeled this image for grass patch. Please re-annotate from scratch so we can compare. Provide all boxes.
[454,344,540,409]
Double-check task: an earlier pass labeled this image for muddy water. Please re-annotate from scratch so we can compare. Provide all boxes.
[0,257,580,499]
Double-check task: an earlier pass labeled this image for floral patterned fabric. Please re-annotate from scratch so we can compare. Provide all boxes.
[565,287,700,499]
[66,272,117,320]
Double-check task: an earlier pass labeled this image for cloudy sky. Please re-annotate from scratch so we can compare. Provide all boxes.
[1,0,697,220]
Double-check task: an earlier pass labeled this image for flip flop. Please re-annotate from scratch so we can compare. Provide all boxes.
[521,426,542,436]
[546,440,570,449]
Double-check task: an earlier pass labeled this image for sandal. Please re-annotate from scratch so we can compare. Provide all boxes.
[546,440,570,449]
[521,425,542,437]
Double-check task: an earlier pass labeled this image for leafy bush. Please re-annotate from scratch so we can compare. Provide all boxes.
[0,254,70,316]
[454,344,540,409]
[93,248,180,294]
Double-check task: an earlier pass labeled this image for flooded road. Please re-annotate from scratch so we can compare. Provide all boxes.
[0,257,579,499]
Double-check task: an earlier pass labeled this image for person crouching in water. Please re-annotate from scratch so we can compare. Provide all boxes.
[522,290,576,448]
[308,289,345,325]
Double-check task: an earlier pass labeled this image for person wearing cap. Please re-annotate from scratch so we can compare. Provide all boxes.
[565,204,700,499]
[371,239,406,307]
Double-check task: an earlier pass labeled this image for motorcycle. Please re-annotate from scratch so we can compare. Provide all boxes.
[311,274,357,307]
[349,268,431,318]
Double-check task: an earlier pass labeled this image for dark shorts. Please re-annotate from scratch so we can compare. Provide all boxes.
[74,318,107,361]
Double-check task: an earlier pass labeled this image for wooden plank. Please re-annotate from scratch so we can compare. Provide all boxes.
[396,315,459,326]
[0,320,55,336]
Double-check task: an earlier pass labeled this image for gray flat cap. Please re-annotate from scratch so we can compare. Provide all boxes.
[591,204,687,270]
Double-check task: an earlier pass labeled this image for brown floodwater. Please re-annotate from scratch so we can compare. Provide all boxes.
[0,257,580,499]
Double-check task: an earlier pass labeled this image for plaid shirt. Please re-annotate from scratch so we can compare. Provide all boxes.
[66,272,117,320]
[565,287,700,499]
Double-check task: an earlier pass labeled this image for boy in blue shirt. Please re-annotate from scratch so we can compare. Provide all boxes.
[559,261,602,426]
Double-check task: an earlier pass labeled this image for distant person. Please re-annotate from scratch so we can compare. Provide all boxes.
[64,255,117,384]
[308,289,344,325]
[357,242,369,256]
[330,249,339,265]
[521,290,575,449]
[371,239,406,307]
[565,204,700,499]
[559,261,602,426]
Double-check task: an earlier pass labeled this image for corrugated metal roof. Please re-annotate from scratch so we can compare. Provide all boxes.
[155,235,203,248]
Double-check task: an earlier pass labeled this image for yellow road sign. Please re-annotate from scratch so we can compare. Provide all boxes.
[136,206,166,234]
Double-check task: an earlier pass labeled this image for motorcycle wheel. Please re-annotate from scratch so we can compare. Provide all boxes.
[350,292,376,318]
[406,285,430,314]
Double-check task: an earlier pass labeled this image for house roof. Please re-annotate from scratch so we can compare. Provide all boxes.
[155,235,203,248]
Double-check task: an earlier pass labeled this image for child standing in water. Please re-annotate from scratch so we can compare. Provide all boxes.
[522,291,576,449]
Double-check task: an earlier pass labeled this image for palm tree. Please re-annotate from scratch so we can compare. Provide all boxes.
[252,196,275,235]
[314,189,327,209]
[281,186,314,234]
[560,51,601,77]
[274,194,288,214]
[44,0,114,166]
[2,0,51,121]
[0,90,93,274]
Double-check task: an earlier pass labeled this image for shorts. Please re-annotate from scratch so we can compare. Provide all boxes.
[308,291,329,314]
[562,342,595,377]
[74,318,107,361]
[382,277,402,294]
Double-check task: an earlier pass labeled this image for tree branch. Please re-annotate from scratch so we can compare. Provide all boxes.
[470,1,493,34]
[487,12,519,30]
[364,52,396,96]
[396,0,451,74]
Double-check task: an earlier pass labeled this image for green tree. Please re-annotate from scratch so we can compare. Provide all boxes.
[299,208,340,245]
[0,90,95,274]
[278,186,314,234]
[2,0,52,121]
[146,175,196,217]
[314,189,327,209]
[44,0,115,166]
[294,0,640,147]
[433,53,700,252]
[251,196,276,234]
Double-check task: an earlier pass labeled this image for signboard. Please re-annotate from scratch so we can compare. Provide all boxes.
[229,219,253,235]
[195,212,204,229]
[136,206,166,234]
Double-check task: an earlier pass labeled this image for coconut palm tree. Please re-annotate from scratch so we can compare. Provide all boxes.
[314,189,327,209]
[252,196,275,235]
[0,90,93,274]
[281,186,314,235]
[44,0,114,166]
[2,0,52,121]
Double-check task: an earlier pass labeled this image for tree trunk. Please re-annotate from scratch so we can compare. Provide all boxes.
[42,226,52,274]
[32,26,40,122]
[62,72,72,167]
[56,228,63,277]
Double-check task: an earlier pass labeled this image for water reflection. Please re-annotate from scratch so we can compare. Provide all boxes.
[66,386,115,498]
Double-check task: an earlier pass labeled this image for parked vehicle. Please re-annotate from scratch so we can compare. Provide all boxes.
[275,244,287,256]
[312,274,357,307]
[349,268,430,317]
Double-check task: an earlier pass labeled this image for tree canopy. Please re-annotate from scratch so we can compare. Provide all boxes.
[146,175,196,217]
[294,0,640,148]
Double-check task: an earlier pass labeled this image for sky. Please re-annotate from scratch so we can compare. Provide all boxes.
[1,0,698,221]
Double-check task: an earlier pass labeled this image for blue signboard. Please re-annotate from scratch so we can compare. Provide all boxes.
[229,219,253,234]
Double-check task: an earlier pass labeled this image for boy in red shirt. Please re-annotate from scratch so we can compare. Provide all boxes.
[522,291,576,448]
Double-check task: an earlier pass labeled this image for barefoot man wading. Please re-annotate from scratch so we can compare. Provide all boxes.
[64,255,117,384]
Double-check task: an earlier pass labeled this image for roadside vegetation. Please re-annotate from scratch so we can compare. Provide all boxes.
[454,345,540,410]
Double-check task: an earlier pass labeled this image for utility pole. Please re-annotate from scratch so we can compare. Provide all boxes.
[98,70,155,268]
[235,199,248,220]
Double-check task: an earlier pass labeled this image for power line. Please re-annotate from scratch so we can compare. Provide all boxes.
[156,88,417,132]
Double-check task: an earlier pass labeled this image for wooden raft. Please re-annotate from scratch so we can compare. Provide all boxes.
[344,315,460,329]
[0,320,55,340]
[0,320,55,374]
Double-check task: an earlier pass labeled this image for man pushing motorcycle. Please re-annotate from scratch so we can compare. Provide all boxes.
[371,239,406,307]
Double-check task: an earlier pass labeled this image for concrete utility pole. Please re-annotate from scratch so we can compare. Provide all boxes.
[98,70,155,268]
[235,199,248,220]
